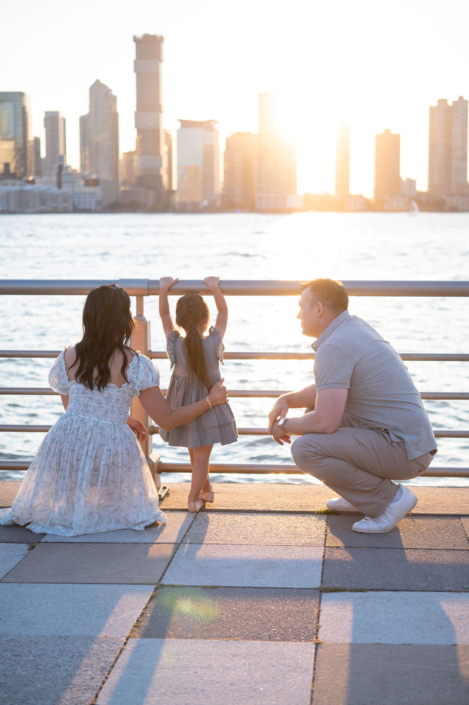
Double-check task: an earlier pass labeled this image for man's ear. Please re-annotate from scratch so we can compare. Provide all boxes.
[316,301,325,317]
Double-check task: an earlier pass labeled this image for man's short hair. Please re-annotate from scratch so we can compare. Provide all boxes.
[301,278,349,314]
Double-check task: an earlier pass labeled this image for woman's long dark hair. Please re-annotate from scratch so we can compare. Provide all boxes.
[176,293,212,391]
[73,285,135,391]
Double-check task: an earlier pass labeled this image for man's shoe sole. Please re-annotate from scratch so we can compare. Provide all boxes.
[326,501,359,513]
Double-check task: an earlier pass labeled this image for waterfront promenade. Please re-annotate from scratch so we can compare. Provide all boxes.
[0,480,468,704]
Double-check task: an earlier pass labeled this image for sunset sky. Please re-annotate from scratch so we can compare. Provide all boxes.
[2,0,468,196]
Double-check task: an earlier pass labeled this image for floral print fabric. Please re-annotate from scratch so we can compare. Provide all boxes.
[0,351,166,536]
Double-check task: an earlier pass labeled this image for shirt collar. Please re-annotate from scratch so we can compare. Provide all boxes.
[311,310,351,351]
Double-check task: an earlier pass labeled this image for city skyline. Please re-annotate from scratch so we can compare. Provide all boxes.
[2,0,469,197]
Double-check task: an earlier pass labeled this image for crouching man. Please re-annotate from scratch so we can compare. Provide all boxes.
[268,278,437,533]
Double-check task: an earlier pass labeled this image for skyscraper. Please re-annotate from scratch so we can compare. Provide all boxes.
[335,121,350,199]
[223,132,257,209]
[119,151,136,187]
[79,114,91,174]
[134,34,165,204]
[176,120,219,209]
[429,97,468,196]
[374,129,401,203]
[33,136,42,177]
[43,111,66,172]
[0,92,33,179]
[80,80,119,202]
[256,92,297,209]
[163,129,173,193]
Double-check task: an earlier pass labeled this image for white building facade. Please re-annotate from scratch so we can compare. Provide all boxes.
[176,119,219,209]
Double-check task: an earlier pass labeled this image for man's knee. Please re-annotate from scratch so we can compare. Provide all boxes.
[291,436,323,470]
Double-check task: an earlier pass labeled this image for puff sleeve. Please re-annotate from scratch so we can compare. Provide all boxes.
[129,354,160,397]
[208,326,225,364]
[166,330,181,368]
[48,350,71,395]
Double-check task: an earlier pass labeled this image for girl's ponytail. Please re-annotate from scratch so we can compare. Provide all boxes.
[176,294,212,391]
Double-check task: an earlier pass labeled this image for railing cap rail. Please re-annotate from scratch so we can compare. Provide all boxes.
[1,279,469,297]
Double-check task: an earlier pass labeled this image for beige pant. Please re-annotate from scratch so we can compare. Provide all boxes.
[291,415,434,517]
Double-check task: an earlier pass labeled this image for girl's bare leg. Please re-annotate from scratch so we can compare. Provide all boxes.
[188,445,213,502]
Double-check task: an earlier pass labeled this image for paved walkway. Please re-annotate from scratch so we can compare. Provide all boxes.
[0,481,468,704]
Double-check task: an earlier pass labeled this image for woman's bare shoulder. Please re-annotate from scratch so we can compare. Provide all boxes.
[64,346,77,369]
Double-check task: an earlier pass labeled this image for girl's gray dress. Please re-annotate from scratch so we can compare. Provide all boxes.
[160,327,238,449]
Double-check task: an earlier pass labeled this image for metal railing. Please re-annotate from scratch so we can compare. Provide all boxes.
[1,278,469,482]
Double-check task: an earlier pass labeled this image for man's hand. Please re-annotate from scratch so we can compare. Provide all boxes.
[127,417,148,442]
[159,277,179,292]
[268,396,289,434]
[271,420,292,446]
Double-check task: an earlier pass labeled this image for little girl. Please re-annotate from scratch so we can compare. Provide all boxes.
[158,276,238,512]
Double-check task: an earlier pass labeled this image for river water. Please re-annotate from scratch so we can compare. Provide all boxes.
[1,212,468,486]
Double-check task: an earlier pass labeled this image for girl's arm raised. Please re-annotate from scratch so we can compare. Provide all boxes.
[204,276,228,338]
[158,277,179,338]
[139,380,228,432]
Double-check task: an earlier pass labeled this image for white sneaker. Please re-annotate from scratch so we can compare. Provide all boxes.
[326,497,359,512]
[352,485,417,533]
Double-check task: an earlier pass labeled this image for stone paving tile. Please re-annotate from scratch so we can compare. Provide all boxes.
[0,543,30,579]
[312,644,469,705]
[42,512,194,544]
[318,592,469,645]
[162,544,324,588]
[159,483,334,512]
[132,586,320,641]
[0,635,124,705]
[0,584,153,636]
[97,638,316,705]
[2,543,175,584]
[322,547,469,591]
[184,512,326,546]
[326,515,469,549]
[0,525,45,543]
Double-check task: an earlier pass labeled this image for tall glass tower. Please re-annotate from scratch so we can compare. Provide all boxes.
[0,92,33,179]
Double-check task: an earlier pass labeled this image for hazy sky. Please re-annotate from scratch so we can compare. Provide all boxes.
[2,0,468,196]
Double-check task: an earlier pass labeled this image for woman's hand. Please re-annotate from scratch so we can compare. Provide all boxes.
[127,416,148,442]
[208,379,228,406]
[204,276,220,291]
[159,277,179,292]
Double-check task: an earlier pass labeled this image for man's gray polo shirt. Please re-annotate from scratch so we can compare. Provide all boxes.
[312,310,437,460]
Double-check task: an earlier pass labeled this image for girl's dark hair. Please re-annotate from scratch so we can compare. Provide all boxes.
[175,293,212,391]
[73,285,135,391]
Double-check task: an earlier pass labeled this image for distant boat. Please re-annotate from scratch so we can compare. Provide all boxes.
[409,200,420,214]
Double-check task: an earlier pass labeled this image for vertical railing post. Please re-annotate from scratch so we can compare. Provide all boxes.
[131,295,161,489]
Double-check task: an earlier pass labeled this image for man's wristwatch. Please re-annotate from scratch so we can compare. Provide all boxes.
[278,417,290,435]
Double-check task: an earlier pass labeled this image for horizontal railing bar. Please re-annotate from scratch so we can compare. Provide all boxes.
[1,425,468,438]
[0,279,150,296]
[2,388,469,401]
[158,463,469,478]
[150,426,468,439]
[2,350,469,362]
[0,426,52,432]
[1,460,467,478]
[2,279,469,297]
